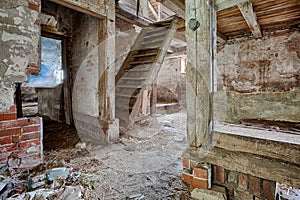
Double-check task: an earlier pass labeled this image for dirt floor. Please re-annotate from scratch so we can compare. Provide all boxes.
[5,109,191,199]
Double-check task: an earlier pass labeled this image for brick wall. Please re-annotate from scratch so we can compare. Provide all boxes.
[182,159,276,200]
[0,106,43,169]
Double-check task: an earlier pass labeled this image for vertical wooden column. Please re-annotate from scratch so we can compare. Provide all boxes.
[150,83,157,114]
[185,0,216,147]
[98,0,119,139]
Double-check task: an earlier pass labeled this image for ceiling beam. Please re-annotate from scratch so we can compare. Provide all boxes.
[217,31,227,44]
[237,1,262,38]
[49,0,105,19]
[215,0,248,11]
[157,0,185,19]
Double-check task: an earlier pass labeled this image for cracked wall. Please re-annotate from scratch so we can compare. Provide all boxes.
[0,0,40,112]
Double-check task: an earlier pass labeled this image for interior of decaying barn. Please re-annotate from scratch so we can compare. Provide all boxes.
[0,0,299,199]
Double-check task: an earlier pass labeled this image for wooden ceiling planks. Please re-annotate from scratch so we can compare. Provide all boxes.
[217,6,251,37]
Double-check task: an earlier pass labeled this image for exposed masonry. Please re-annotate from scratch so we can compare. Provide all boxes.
[182,158,276,200]
[217,31,300,93]
[0,0,40,112]
[0,106,43,169]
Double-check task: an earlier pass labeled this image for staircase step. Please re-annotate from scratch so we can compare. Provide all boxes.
[116,93,137,98]
[132,52,158,58]
[121,77,146,80]
[143,32,166,40]
[129,60,154,65]
[125,68,150,72]
[117,84,143,88]
[141,37,164,45]
[144,27,167,36]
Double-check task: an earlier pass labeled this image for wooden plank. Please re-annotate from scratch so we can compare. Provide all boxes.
[238,1,262,38]
[142,89,148,114]
[150,83,157,114]
[185,0,214,147]
[183,146,300,188]
[217,31,227,44]
[213,132,300,165]
[215,0,248,11]
[158,0,185,19]
[49,0,105,19]
[148,1,159,20]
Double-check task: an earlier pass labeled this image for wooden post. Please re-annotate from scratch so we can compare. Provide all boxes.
[185,0,216,147]
[98,0,119,137]
[150,83,157,114]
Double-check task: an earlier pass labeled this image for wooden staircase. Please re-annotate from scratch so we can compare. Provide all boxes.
[115,16,179,129]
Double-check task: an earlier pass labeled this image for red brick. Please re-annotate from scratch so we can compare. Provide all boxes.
[182,158,190,169]
[262,180,275,200]
[28,3,39,12]
[23,125,40,133]
[19,140,40,149]
[3,143,18,152]
[26,68,39,75]
[0,113,17,121]
[0,128,21,137]
[1,136,12,145]
[182,172,193,185]
[249,176,261,196]
[9,105,16,112]
[193,167,208,179]
[29,117,41,125]
[21,132,40,141]
[190,160,198,171]
[238,173,248,191]
[215,165,225,183]
[12,135,20,143]
[0,119,29,129]
[192,177,208,190]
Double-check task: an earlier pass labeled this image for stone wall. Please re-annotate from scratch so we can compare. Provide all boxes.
[0,0,41,112]
[157,56,186,104]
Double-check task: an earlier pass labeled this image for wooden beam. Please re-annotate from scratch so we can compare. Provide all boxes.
[217,31,227,44]
[184,146,300,188]
[215,0,248,11]
[238,1,262,38]
[148,1,158,20]
[140,0,149,18]
[49,0,105,19]
[158,0,185,19]
[213,132,300,165]
[185,0,216,146]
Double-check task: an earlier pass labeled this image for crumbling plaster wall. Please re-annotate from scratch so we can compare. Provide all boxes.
[0,0,40,112]
[35,1,74,122]
[216,31,300,123]
[217,31,300,93]
[157,57,186,104]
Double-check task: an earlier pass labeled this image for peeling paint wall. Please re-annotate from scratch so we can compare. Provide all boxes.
[0,0,40,112]
[216,31,300,123]
[217,31,300,92]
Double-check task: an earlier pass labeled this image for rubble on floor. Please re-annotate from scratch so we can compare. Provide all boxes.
[1,111,191,199]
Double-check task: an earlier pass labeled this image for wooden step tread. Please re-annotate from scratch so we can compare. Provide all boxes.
[144,28,167,36]
[141,39,163,46]
[129,60,154,65]
[125,68,150,72]
[121,77,146,80]
[116,93,138,98]
[143,32,166,40]
[132,52,158,58]
[117,84,143,88]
